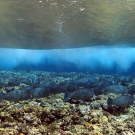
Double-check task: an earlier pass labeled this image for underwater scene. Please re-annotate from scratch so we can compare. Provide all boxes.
[1,0,135,135]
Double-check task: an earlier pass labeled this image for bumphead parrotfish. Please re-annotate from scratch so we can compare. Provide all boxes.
[107,95,134,107]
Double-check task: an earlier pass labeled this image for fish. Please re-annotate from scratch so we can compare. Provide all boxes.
[128,85,135,95]
[20,76,41,86]
[40,80,57,88]
[50,81,69,94]
[40,80,58,94]
[103,85,128,94]
[0,86,51,101]
[30,86,50,98]
[64,88,95,102]
[66,81,79,93]
[50,81,78,94]
[0,76,20,87]
[85,80,111,95]
[0,88,31,101]
[76,76,99,87]
[104,76,119,85]
[120,76,134,86]
[87,80,111,89]
[107,95,134,107]
[92,87,104,96]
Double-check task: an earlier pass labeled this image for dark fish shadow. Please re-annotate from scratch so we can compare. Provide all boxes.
[101,104,132,116]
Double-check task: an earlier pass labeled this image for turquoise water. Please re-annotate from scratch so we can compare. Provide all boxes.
[0,47,135,74]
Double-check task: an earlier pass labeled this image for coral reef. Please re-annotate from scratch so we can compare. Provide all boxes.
[0,93,135,135]
[0,71,135,135]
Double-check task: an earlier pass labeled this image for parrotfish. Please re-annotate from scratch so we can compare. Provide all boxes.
[107,95,134,107]
[104,85,127,94]
[64,88,95,102]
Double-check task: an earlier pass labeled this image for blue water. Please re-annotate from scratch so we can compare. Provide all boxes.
[0,47,135,75]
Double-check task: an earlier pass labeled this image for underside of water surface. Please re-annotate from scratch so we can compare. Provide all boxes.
[1,0,135,49]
